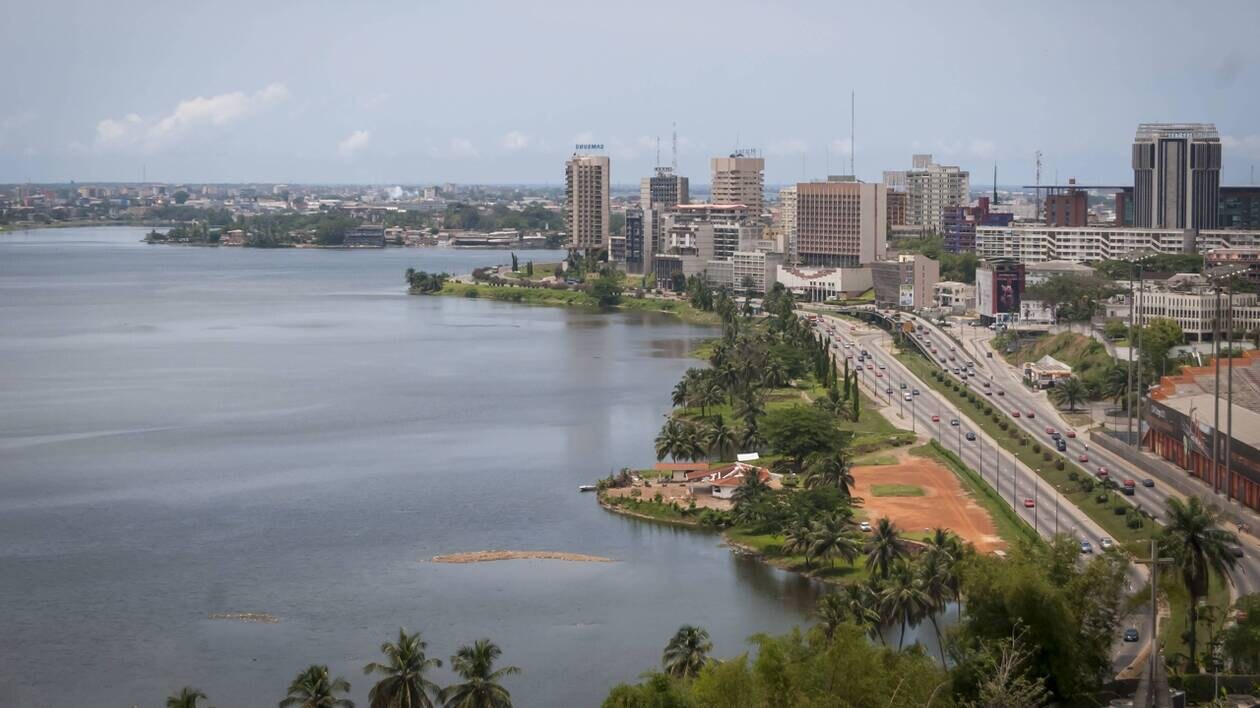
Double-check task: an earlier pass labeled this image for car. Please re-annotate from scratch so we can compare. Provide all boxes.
[1100,537,1114,551]
[1123,628,1139,643]
[1055,439,1067,452]
[875,371,883,378]
[843,342,852,348]
[986,351,994,358]
[1026,411,1035,419]
[899,382,907,390]
[1023,498,1035,508]
[1078,454,1089,462]
[983,389,992,396]
[1012,411,1021,418]
[1045,426,1055,435]
[859,521,872,532]
[885,387,893,394]
[1080,540,1094,554]
[1066,430,1077,438]
[1097,466,1108,476]
[997,390,1005,396]
[866,363,873,369]
[965,432,977,441]
[904,393,913,401]
[931,415,940,422]
[1122,479,1136,495]
[846,353,854,359]
[912,389,920,396]
[1232,547,1246,558]
[950,418,960,427]
[1142,478,1155,488]
[878,364,886,370]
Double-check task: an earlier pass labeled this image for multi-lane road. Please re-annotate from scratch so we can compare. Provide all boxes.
[810,311,1151,671]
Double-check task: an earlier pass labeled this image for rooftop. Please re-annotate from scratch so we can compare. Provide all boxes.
[1152,351,1260,430]
[1134,123,1219,141]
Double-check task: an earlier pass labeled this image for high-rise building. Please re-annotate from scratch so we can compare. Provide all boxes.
[624,206,646,274]
[565,153,610,253]
[794,179,887,267]
[1219,186,1260,229]
[941,197,1013,254]
[778,186,798,264]
[711,152,765,216]
[1044,180,1089,227]
[883,154,969,234]
[639,167,689,274]
[1132,123,1221,229]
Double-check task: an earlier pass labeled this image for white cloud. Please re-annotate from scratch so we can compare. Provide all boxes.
[93,83,289,150]
[338,129,371,157]
[1223,134,1260,159]
[448,137,478,158]
[501,130,529,151]
[829,138,853,157]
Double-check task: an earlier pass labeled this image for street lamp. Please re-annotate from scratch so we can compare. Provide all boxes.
[1207,263,1248,502]
[1118,248,1158,451]
[1033,471,1040,535]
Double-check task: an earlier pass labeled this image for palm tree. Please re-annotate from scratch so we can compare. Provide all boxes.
[700,379,725,418]
[880,561,931,651]
[730,472,770,506]
[439,640,520,708]
[763,357,789,389]
[1049,377,1088,412]
[734,391,765,430]
[809,513,864,569]
[661,625,712,679]
[1101,363,1130,406]
[279,665,354,708]
[166,687,210,708]
[804,451,856,496]
[922,528,965,611]
[736,422,765,452]
[655,419,685,462]
[671,380,689,409]
[919,553,953,668]
[783,520,814,568]
[363,628,443,708]
[706,419,737,461]
[840,582,885,645]
[1159,496,1240,669]
[815,593,848,641]
[679,422,705,462]
[865,517,906,580]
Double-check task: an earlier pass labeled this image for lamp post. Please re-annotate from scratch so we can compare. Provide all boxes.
[1054,483,1060,536]
[1207,263,1247,502]
[1121,249,1157,450]
[1033,471,1040,535]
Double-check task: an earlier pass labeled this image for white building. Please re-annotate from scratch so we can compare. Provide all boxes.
[976,225,1260,264]
[1134,286,1260,341]
[933,281,975,313]
[776,265,873,302]
[883,154,969,234]
[731,251,784,294]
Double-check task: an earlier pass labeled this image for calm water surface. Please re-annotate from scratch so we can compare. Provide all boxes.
[0,228,822,707]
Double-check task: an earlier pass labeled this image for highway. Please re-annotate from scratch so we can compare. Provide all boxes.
[810,312,1152,672]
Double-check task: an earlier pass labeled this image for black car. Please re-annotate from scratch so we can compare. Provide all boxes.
[1123,628,1139,643]
[1142,479,1155,488]
[965,432,977,441]
[1232,547,1246,558]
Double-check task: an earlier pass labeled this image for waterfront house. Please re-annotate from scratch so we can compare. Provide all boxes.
[685,462,771,500]
[653,462,709,483]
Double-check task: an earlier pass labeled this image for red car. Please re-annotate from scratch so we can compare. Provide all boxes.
[1066,430,1077,438]
[1078,454,1089,462]
[931,415,940,422]
[875,371,883,378]
[866,363,873,369]
[1097,466,1109,477]
[1023,498,1035,508]
[1026,411,1036,419]
[1045,426,1055,435]
[1013,411,1021,418]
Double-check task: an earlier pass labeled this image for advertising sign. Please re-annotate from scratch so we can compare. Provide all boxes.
[995,269,1022,314]
[975,268,995,317]
[898,284,914,307]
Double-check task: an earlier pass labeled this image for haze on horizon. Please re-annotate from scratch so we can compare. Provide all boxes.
[3,0,1259,187]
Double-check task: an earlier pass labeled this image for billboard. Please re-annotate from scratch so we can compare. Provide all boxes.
[898,283,915,307]
[1020,299,1057,324]
[975,268,995,317]
[995,268,1022,314]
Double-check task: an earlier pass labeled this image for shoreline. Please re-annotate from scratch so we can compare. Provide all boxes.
[418,281,724,326]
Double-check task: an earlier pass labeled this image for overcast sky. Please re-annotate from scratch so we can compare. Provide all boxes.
[2,0,1258,186]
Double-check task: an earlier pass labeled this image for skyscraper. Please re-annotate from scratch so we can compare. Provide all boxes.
[711,152,765,216]
[883,154,969,234]
[794,179,887,267]
[639,167,689,273]
[624,206,645,274]
[1132,123,1222,229]
[565,153,611,254]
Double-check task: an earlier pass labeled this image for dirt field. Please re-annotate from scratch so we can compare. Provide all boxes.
[852,451,1005,553]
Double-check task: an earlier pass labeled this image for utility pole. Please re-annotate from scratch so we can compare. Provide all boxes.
[850,90,855,177]
[1227,282,1235,501]
[1214,287,1222,493]
[1134,538,1174,707]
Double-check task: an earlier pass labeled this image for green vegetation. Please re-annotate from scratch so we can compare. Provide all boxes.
[852,451,897,466]
[1158,496,1241,671]
[405,269,449,293]
[997,331,1116,398]
[1024,274,1123,322]
[889,234,977,283]
[1094,253,1205,279]
[870,484,924,497]
[432,280,721,325]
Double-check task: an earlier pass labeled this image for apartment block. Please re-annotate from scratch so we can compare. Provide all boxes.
[883,154,969,234]
[794,179,887,267]
[871,254,939,309]
[975,225,1260,264]
[565,154,611,253]
[711,153,765,216]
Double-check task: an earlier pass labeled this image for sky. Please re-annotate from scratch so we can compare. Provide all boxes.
[2,0,1259,187]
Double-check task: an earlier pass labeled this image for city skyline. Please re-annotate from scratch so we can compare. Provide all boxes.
[2,0,1259,186]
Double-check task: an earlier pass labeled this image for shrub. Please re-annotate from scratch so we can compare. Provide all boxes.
[1056,459,1066,471]
[1018,437,1028,446]
[1095,493,1108,504]
[1113,506,1127,516]
[999,421,1009,431]
[985,406,993,415]
[1127,515,1143,529]
[1043,451,1052,462]
[653,492,663,503]
[630,488,642,498]
[1068,470,1079,481]
[1032,443,1042,454]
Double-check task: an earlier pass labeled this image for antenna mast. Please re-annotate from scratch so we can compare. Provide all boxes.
[671,122,677,171]
[850,90,855,177]
[655,137,661,168]
[993,163,998,204]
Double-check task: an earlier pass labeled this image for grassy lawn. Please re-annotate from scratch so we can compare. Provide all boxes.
[505,262,561,281]
[871,484,924,497]
[853,452,898,466]
[910,442,1041,547]
[436,281,722,325]
[599,494,701,526]
[896,348,1154,552]
[725,528,872,583]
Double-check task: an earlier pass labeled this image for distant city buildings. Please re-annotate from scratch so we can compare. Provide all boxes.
[640,167,689,273]
[1043,180,1089,227]
[941,197,1012,254]
[1132,123,1222,229]
[564,152,611,254]
[793,178,887,267]
[883,154,969,235]
[710,153,765,216]
[871,254,939,309]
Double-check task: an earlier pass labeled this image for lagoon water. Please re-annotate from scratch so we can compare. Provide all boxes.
[0,228,822,707]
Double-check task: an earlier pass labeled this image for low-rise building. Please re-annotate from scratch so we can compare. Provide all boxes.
[1023,355,1073,388]
[1025,260,1097,285]
[1206,247,1260,285]
[344,224,386,248]
[976,225,1260,264]
[731,250,783,294]
[933,281,974,313]
[871,254,939,309]
[775,265,873,302]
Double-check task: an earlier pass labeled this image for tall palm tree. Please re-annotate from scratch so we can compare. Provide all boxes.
[782,520,814,569]
[840,582,885,645]
[439,640,520,708]
[1050,377,1088,412]
[763,357,789,389]
[922,528,965,611]
[706,419,737,461]
[661,625,712,679]
[919,553,953,668]
[736,422,765,452]
[279,665,354,708]
[730,472,770,506]
[880,561,931,651]
[655,419,685,462]
[804,452,856,496]
[670,380,689,409]
[809,513,864,569]
[814,593,848,641]
[865,517,906,580]
[679,423,705,462]
[166,687,210,708]
[1159,496,1240,669]
[363,628,443,708]
[1101,363,1130,406]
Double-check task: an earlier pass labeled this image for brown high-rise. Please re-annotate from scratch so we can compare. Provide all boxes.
[794,179,887,267]
[711,154,765,215]
[565,154,611,253]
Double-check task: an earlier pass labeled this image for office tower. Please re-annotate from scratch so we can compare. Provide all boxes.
[778,186,798,264]
[565,153,611,253]
[884,154,969,234]
[711,152,765,215]
[624,206,645,274]
[794,179,887,267]
[1132,123,1221,229]
[639,167,689,273]
[1044,180,1089,226]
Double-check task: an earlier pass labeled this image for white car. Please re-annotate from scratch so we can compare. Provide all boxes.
[903,393,913,401]
[859,521,872,532]
[1099,537,1114,551]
